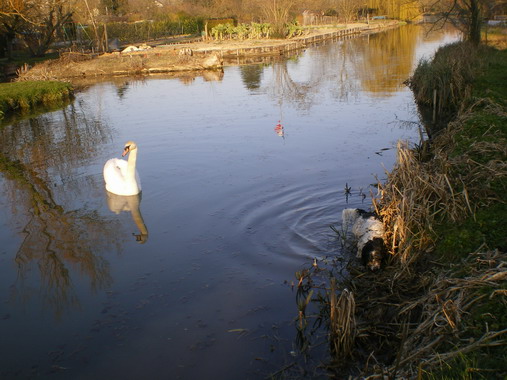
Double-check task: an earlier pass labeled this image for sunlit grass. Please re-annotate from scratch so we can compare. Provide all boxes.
[0,80,73,119]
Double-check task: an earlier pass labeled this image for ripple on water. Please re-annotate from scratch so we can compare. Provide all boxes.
[224,180,362,266]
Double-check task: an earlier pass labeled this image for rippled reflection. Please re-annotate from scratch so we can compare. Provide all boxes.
[0,24,459,380]
[236,25,424,118]
[357,25,420,94]
[106,191,148,244]
[0,103,120,317]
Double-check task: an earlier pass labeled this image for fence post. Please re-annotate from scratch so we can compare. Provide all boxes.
[432,89,437,124]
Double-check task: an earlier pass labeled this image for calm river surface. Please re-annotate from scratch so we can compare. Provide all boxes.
[0,25,459,379]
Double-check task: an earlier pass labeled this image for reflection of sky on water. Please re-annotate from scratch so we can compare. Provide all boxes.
[415,25,462,61]
[0,25,459,379]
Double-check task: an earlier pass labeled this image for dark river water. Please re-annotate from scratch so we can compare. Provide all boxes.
[0,25,459,379]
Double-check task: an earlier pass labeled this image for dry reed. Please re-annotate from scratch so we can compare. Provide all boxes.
[389,249,507,377]
[296,42,507,379]
[345,98,507,377]
[329,280,356,358]
[406,42,489,118]
[373,98,507,270]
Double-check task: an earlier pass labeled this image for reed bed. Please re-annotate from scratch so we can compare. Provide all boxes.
[329,281,356,359]
[406,42,490,125]
[293,43,507,378]
[284,94,507,378]
[374,97,507,268]
[392,248,507,377]
[353,96,507,375]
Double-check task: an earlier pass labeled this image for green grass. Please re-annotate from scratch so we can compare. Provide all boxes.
[422,351,506,380]
[422,276,507,380]
[418,43,507,379]
[0,80,73,119]
[435,203,507,262]
[473,48,507,104]
[434,48,507,262]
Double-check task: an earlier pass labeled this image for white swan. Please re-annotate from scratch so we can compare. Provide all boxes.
[103,141,141,196]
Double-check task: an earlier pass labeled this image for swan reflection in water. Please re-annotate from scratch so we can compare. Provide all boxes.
[106,191,149,243]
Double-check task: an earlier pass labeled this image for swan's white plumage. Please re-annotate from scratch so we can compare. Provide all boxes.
[103,141,141,196]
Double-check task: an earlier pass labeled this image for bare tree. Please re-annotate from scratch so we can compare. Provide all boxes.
[0,0,25,58]
[428,0,496,44]
[448,0,483,44]
[0,0,75,57]
[261,0,297,37]
[335,0,361,25]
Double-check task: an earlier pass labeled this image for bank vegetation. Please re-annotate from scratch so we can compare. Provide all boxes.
[0,81,73,121]
[286,41,506,379]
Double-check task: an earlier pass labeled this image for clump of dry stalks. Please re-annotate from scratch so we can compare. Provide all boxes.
[406,42,490,128]
[391,248,507,377]
[374,98,506,269]
[319,99,507,377]
[329,280,356,358]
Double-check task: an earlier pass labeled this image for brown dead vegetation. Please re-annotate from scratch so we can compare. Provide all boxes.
[374,99,507,270]
[285,97,507,379]
[336,99,507,377]
[17,48,223,82]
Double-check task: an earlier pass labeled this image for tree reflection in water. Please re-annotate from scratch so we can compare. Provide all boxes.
[0,102,120,319]
[0,25,451,320]
[236,27,421,139]
[355,25,420,95]
[239,25,425,110]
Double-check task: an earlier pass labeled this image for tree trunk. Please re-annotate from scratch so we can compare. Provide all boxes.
[468,0,482,45]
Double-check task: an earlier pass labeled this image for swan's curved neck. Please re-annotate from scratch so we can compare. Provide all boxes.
[127,148,138,178]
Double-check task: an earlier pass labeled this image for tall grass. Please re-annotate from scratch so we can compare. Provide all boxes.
[0,81,73,119]
[406,42,491,131]
[366,43,507,377]
[328,281,355,359]
[287,42,507,378]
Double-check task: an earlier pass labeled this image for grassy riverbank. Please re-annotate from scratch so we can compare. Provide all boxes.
[357,42,506,378]
[374,44,506,377]
[0,81,73,120]
[287,42,506,379]
[416,45,506,378]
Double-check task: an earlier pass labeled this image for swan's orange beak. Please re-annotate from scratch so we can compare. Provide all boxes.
[122,145,130,157]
